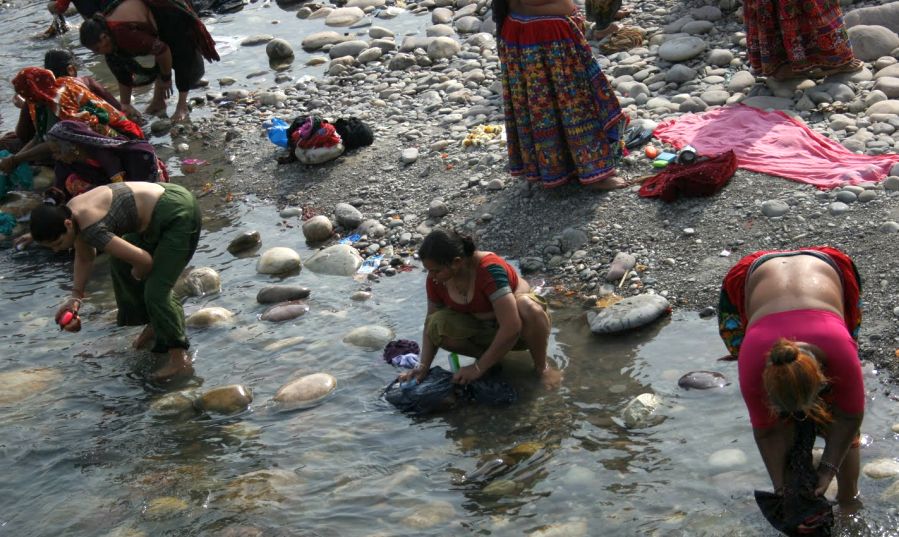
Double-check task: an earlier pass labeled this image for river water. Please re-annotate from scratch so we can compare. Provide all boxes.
[1,2,899,536]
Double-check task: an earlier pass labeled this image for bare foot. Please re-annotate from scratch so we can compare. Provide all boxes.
[148,349,194,382]
[540,367,563,390]
[613,8,631,20]
[595,22,621,39]
[145,101,167,117]
[171,106,190,124]
[133,325,155,350]
[585,176,629,190]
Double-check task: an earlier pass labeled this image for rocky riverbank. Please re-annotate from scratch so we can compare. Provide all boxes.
[167,0,899,378]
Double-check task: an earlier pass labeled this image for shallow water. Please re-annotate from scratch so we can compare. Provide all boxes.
[1,3,899,536]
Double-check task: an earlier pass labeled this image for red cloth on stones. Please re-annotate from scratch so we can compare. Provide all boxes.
[653,104,899,189]
[638,150,737,201]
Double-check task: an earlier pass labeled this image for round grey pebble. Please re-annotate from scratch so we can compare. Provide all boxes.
[878,221,899,233]
[699,306,716,318]
[761,200,790,218]
[835,191,857,203]
[883,176,899,191]
[893,306,899,318]
[857,190,877,203]
[828,202,850,216]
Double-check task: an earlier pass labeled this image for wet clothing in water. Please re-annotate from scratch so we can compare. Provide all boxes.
[383,366,518,415]
[102,183,202,353]
[498,12,626,188]
[717,246,862,358]
[46,120,167,203]
[102,0,220,92]
[12,67,144,141]
[754,418,834,536]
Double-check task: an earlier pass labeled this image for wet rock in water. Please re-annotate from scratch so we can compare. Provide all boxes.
[302,215,333,243]
[343,324,395,348]
[256,285,311,304]
[622,393,663,429]
[0,367,62,405]
[708,448,748,468]
[220,468,300,509]
[506,441,543,460]
[892,423,899,433]
[149,119,172,136]
[256,246,302,274]
[198,384,253,414]
[304,244,363,276]
[241,34,274,46]
[605,251,636,282]
[529,520,589,537]
[149,391,198,417]
[185,307,235,327]
[678,370,728,390]
[587,294,670,334]
[350,290,372,301]
[325,6,364,26]
[402,500,456,528]
[272,372,337,410]
[482,479,523,497]
[262,336,305,352]
[173,266,221,298]
[863,458,899,479]
[260,301,309,322]
[143,496,189,520]
[265,38,293,61]
[227,230,262,255]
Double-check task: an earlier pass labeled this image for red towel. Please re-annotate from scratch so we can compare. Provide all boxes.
[654,104,899,190]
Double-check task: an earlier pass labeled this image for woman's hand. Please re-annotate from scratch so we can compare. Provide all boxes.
[131,260,152,281]
[0,155,18,174]
[13,233,33,251]
[13,94,25,109]
[55,297,82,332]
[814,465,838,497]
[452,363,482,385]
[398,366,429,384]
[539,367,563,390]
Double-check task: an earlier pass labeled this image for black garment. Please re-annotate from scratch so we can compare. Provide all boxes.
[754,419,834,536]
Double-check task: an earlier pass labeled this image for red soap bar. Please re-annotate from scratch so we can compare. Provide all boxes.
[59,311,75,327]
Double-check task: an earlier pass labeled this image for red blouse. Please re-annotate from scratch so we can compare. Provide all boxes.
[426,253,519,314]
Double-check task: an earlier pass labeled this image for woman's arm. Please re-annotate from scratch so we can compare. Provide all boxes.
[104,236,153,279]
[0,141,50,173]
[453,293,521,384]
[401,301,440,383]
[816,408,864,495]
[72,238,97,299]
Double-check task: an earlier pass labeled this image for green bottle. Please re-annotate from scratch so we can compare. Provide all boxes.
[449,352,460,373]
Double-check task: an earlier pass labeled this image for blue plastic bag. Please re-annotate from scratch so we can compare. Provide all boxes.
[264,118,290,148]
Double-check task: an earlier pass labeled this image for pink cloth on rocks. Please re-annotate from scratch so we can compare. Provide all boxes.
[653,104,899,189]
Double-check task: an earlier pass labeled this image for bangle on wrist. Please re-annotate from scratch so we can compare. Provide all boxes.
[819,460,840,474]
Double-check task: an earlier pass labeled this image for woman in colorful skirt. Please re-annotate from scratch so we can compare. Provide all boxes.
[497,0,628,189]
[744,0,863,79]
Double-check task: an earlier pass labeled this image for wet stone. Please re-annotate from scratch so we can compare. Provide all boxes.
[343,324,395,348]
[257,285,311,304]
[273,372,337,410]
[256,247,302,274]
[260,301,309,322]
[678,370,728,390]
[302,215,333,243]
[227,230,262,255]
[862,458,899,479]
[173,267,221,298]
[185,307,235,327]
[587,294,670,334]
[198,384,253,415]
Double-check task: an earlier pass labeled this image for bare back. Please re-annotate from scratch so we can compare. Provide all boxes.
[106,0,157,26]
[68,182,165,234]
[508,0,577,17]
[745,254,845,326]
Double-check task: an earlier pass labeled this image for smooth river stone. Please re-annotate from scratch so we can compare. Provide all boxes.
[173,266,221,298]
[143,496,189,520]
[227,230,261,255]
[350,290,372,301]
[256,247,302,274]
[303,244,363,276]
[658,36,707,62]
[708,448,748,468]
[343,324,395,348]
[149,391,198,417]
[325,6,364,26]
[863,458,899,479]
[605,251,636,282]
[0,367,62,405]
[260,301,309,322]
[256,285,311,304]
[678,370,728,390]
[402,500,457,528]
[302,214,333,243]
[622,393,662,429]
[198,384,253,414]
[273,372,337,410]
[882,480,899,503]
[262,336,305,352]
[185,307,235,327]
[587,294,670,334]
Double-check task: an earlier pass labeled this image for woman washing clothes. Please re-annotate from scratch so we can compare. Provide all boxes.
[29,181,202,381]
[79,0,220,123]
[718,247,865,516]
[0,66,144,176]
[496,0,628,190]
[399,229,562,390]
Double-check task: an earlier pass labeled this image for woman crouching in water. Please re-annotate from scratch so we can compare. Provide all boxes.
[30,181,202,381]
[401,229,562,389]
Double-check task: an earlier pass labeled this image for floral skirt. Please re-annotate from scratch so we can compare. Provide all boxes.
[744,0,854,76]
[498,12,626,188]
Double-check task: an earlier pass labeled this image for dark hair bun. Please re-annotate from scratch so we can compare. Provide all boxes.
[768,338,800,365]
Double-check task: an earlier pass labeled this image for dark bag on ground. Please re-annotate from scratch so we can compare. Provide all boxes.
[333,117,374,150]
[754,419,834,536]
[638,150,737,202]
[383,366,518,415]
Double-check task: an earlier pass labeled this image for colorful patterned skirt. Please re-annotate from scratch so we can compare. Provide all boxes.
[498,12,626,188]
[744,0,854,76]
